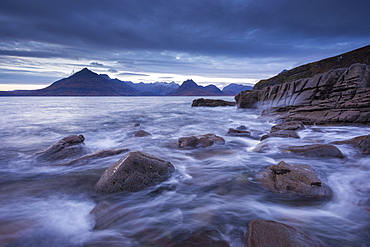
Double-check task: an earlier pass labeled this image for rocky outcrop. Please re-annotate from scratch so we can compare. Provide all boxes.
[236,61,370,125]
[34,134,88,161]
[284,144,345,158]
[178,134,225,148]
[96,151,175,193]
[245,219,324,247]
[191,98,236,107]
[257,161,332,199]
[270,121,305,133]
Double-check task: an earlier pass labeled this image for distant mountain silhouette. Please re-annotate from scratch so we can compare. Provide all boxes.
[0,68,141,96]
[0,69,250,96]
[168,79,224,96]
[122,81,179,96]
[222,83,252,95]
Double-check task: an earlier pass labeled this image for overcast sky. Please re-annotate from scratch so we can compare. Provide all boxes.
[0,0,369,90]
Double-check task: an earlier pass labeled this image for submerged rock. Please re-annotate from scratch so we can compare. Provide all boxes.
[191,98,236,107]
[96,151,175,193]
[256,161,332,199]
[270,121,305,133]
[134,130,152,137]
[332,134,370,154]
[284,144,345,158]
[261,130,300,140]
[226,128,251,137]
[34,134,88,161]
[56,148,129,166]
[178,134,225,148]
[245,219,324,247]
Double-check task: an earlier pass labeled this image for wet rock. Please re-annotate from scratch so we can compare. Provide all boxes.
[134,129,151,137]
[56,148,129,166]
[245,219,324,247]
[96,151,175,193]
[261,130,300,140]
[355,135,370,154]
[270,121,305,133]
[34,134,88,161]
[284,144,345,158]
[256,161,332,198]
[234,90,259,108]
[191,98,236,107]
[178,134,225,148]
[226,128,251,137]
[331,134,370,154]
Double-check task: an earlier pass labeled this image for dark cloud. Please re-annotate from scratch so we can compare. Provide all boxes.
[0,0,369,87]
[90,62,104,67]
[118,72,150,77]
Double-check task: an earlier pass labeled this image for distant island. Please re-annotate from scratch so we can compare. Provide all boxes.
[0,68,252,96]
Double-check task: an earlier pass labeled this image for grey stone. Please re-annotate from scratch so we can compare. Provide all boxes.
[96,151,175,193]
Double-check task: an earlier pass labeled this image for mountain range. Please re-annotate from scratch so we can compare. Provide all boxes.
[0,69,252,96]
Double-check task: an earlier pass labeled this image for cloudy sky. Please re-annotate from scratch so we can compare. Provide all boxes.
[0,0,369,90]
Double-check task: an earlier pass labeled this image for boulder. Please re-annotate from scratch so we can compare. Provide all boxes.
[226,128,251,137]
[134,130,151,137]
[256,161,332,198]
[270,121,305,133]
[284,144,345,158]
[191,98,236,107]
[96,151,175,193]
[34,134,88,161]
[245,219,324,247]
[178,134,225,148]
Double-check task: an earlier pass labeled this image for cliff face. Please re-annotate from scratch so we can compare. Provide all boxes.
[236,63,370,125]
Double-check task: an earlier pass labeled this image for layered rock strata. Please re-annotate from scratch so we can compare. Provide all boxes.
[236,63,370,125]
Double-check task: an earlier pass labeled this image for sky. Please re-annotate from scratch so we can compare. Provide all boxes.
[0,0,369,91]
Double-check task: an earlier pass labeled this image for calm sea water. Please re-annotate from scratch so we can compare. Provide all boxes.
[0,96,369,247]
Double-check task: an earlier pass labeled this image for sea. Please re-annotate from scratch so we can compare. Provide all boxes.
[0,96,369,247]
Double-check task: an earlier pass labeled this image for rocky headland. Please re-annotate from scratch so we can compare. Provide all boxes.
[235,45,370,125]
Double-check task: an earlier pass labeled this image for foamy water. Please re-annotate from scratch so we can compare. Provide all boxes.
[0,96,369,246]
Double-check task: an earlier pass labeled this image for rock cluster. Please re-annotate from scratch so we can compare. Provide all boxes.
[236,63,370,125]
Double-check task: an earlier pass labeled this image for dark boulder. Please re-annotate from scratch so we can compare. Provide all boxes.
[96,151,175,193]
[270,121,305,133]
[34,134,88,161]
[226,128,251,137]
[178,134,225,148]
[245,219,324,247]
[284,144,345,158]
[134,130,151,137]
[256,161,332,198]
[191,98,236,107]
